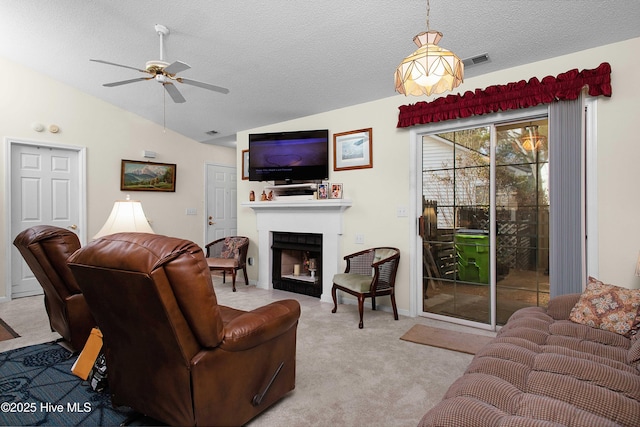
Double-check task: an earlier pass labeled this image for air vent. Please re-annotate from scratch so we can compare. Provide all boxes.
[205,130,219,136]
[462,53,490,68]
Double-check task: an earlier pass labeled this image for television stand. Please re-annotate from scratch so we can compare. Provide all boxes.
[264,183,317,200]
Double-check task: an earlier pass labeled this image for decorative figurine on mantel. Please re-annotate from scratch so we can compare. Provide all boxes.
[260,190,267,201]
[249,190,255,201]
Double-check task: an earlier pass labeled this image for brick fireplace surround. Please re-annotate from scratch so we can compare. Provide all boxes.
[243,199,352,303]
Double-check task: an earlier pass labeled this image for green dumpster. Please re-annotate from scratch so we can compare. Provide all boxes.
[455,230,489,284]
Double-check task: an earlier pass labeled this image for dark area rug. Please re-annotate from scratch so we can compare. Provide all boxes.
[0,342,157,426]
[0,318,20,342]
[400,324,494,355]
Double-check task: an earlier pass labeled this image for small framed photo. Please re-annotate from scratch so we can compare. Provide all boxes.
[121,159,176,192]
[333,128,373,171]
[318,183,329,199]
[242,149,249,180]
[330,183,343,199]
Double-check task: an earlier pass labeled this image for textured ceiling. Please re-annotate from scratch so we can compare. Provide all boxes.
[1,1,639,147]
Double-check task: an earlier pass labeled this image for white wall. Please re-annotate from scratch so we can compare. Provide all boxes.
[238,36,640,315]
[0,56,235,299]
[4,37,638,304]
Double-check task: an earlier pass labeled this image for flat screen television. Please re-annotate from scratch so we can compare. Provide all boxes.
[248,129,329,183]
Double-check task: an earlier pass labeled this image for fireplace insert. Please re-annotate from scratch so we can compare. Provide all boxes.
[271,232,322,297]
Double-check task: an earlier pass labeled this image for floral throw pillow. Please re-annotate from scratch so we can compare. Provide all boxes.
[221,237,244,259]
[569,277,640,337]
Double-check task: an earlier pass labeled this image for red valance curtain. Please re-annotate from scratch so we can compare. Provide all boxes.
[397,62,611,128]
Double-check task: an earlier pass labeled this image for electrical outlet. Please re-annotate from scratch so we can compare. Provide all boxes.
[186,208,197,215]
[248,257,254,266]
[355,234,365,244]
[396,206,408,217]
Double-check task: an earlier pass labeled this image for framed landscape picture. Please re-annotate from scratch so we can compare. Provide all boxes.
[333,128,373,171]
[120,159,176,192]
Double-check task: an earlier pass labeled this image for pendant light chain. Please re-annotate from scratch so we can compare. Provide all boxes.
[163,86,167,132]
[426,0,430,31]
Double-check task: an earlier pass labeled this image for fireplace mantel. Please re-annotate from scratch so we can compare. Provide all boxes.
[242,199,352,211]
[243,199,352,302]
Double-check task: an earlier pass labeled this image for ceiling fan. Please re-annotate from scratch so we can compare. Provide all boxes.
[90,24,229,103]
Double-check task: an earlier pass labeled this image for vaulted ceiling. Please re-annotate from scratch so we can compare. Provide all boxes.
[1,1,639,147]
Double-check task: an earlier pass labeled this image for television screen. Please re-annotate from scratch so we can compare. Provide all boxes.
[249,129,329,182]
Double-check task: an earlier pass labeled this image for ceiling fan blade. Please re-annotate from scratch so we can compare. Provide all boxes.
[103,77,152,87]
[90,59,148,73]
[164,82,186,103]
[163,61,191,75]
[178,77,230,94]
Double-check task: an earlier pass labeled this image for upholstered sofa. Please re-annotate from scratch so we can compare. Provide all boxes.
[420,283,640,426]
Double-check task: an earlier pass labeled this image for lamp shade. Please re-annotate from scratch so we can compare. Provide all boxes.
[93,198,154,239]
[395,30,464,96]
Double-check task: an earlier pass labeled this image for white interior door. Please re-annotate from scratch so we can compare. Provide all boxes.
[9,141,84,299]
[205,163,237,244]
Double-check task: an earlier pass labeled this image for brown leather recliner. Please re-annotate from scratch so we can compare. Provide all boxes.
[13,225,95,353]
[67,232,301,427]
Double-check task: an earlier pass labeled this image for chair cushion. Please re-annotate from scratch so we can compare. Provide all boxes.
[374,248,397,262]
[333,273,372,293]
[207,257,239,269]
[221,237,247,259]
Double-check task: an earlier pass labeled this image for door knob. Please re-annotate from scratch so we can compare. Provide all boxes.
[209,221,214,225]
[68,224,78,230]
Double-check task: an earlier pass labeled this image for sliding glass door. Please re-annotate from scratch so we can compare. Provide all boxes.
[420,117,550,326]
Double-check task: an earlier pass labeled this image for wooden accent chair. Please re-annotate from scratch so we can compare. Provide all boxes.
[68,232,300,427]
[13,225,96,352]
[205,236,249,292]
[331,247,400,328]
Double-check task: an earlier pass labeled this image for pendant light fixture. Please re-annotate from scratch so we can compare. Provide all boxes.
[395,0,464,96]
[521,125,546,151]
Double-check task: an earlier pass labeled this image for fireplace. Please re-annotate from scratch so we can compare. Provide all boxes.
[272,232,322,297]
[242,198,352,303]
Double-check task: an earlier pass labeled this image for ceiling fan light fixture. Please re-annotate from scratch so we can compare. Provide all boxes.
[90,24,229,104]
[395,0,464,96]
[145,60,170,74]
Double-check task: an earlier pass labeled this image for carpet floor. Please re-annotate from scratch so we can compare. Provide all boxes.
[0,342,143,426]
[400,324,495,355]
[0,318,20,342]
[0,278,497,426]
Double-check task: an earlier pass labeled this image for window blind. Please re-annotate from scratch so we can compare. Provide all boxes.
[549,93,585,297]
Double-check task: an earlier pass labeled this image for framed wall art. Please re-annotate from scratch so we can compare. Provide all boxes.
[333,128,373,171]
[242,149,249,180]
[120,159,176,192]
